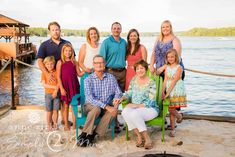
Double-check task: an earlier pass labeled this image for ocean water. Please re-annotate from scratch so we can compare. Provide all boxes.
[0,36,235,117]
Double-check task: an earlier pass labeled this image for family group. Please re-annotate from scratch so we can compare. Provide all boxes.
[37,20,187,149]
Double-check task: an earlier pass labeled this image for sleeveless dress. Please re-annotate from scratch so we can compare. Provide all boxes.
[166,65,187,108]
[125,46,142,91]
[154,38,185,70]
[61,61,80,105]
[83,42,100,69]
[80,43,100,104]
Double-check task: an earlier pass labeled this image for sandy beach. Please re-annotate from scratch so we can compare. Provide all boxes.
[0,109,234,157]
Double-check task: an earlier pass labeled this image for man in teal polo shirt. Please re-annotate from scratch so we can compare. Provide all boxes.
[99,22,126,93]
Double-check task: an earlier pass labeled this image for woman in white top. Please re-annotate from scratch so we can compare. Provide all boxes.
[78,27,100,73]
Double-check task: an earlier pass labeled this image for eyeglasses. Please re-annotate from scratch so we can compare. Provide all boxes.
[93,62,104,65]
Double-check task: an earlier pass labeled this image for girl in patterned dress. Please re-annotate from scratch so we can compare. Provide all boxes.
[162,48,187,137]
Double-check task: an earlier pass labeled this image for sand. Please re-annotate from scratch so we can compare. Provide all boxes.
[0,109,234,157]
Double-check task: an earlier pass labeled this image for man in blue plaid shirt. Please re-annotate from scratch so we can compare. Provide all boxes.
[78,55,123,147]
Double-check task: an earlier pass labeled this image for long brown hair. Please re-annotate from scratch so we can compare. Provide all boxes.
[126,29,140,58]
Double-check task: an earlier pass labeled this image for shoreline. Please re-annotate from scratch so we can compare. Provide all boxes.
[1,105,235,123]
[0,109,235,157]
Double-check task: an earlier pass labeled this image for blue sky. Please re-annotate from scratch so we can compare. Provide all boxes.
[1,0,235,32]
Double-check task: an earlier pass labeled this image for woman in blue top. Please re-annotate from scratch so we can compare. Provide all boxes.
[150,20,185,80]
[120,60,159,150]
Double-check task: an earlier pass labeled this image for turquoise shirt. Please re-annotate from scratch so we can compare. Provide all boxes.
[99,35,126,68]
[124,76,159,113]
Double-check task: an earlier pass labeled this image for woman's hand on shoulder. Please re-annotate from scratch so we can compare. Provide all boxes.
[149,65,155,74]
[156,65,166,75]
[78,71,85,77]
[85,68,93,73]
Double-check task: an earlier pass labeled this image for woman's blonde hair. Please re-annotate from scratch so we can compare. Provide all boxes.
[61,43,76,64]
[159,20,174,41]
[43,56,55,64]
[86,27,100,44]
[165,48,179,65]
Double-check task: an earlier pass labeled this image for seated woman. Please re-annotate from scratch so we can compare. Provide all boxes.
[120,60,159,149]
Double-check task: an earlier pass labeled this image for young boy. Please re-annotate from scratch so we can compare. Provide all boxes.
[41,56,60,131]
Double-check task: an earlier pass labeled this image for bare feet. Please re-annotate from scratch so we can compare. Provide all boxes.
[136,139,144,147]
[53,123,59,130]
[144,141,153,149]
[64,126,70,131]
[169,129,176,137]
[46,125,53,132]
[72,125,76,130]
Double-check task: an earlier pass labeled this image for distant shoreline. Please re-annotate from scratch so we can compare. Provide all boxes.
[28,27,235,37]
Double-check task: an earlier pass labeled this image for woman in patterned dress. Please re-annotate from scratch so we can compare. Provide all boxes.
[150,20,185,80]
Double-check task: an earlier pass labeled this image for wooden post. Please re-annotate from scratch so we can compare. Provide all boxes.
[11,57,16,110]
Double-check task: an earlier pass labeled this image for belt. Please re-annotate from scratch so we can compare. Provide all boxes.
[106,67,125,72]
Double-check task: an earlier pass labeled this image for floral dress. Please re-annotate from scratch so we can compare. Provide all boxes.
[166,65,187,108]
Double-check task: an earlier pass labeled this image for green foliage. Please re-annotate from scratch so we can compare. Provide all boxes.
[181,27,235,36]
[27,27,110,37]
[27,27,235,37]
[27,27,48,36]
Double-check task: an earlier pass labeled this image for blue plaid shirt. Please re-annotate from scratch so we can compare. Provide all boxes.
[84,72,123,108]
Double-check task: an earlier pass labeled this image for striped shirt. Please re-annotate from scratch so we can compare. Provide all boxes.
[84,72,123,108]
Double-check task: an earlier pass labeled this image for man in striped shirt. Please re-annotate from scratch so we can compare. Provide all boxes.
[78,55,123,147]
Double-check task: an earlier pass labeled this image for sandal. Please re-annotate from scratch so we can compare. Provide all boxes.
[53,124,59,130]
[136,140,145,147]
[115,126,121,134]
[166,125,177,130]
[61,120,73,126]
[64,126,70,131]
[46,126,53,132]
[176,113,183,123]
[169,130,176,137]
[144,142,153,150]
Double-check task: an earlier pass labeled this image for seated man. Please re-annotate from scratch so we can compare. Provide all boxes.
[78,55,123,147]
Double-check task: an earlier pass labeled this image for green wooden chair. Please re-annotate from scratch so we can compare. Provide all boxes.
[122,72,170,142]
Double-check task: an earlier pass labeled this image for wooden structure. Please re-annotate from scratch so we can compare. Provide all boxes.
[0,14,36,60]
[0,14,37,110]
